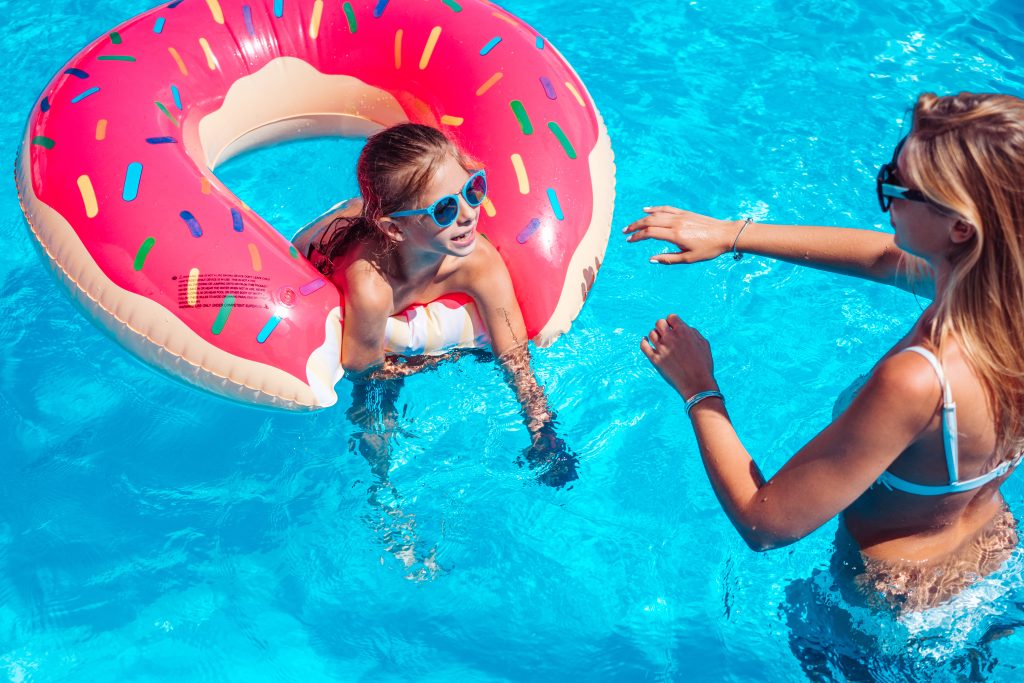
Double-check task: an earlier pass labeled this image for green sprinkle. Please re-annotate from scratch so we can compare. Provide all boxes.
[289,245,299,259]
[155,101,180,127]
[31,136,55,149]
[343,1,357,32]
[133,237,156,271]
[510,100,533,135]
[110,32,122,45]
[98,55,137,62]
[442,0,462,11]
[212,296,235,335]
[548,121,576,159]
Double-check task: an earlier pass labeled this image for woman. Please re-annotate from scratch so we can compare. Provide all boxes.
[293,123,577,489]
[625,92,1024,611]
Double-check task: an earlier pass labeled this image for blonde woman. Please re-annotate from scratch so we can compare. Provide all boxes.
[625,92,1024,611]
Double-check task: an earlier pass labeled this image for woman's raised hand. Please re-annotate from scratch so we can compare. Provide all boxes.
[640,314,718,399]
[624,206,743,264]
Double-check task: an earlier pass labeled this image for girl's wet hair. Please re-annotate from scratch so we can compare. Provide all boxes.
[315,123,472,274]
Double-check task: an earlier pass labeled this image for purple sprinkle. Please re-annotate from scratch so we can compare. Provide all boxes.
[64,68,89,79]
[180,211,203,237]
[231,208,244,232]
[517,218,541,244]
[243,5,255,35]
[540,76,556,100]
[299,279,327,296]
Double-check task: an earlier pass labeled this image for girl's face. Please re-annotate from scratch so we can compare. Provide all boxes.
[397,155,481,258]
[890,150,960,261]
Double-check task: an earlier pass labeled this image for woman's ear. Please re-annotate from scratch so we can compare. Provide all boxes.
[950,219,976,245]
[379,217,405,242]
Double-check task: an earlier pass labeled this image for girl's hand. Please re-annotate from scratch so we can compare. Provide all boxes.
[624,206,743,264]
[640,314,719,399]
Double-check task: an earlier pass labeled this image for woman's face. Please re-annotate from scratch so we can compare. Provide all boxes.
[397,155,481,258]
[890,149,959,261]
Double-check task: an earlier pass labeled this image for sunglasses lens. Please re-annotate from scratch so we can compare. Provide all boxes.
[464,173,487,207]
[877,163,893,212]
[433,196,459,227]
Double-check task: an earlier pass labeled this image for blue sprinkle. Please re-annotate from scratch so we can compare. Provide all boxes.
[480,37,502,56]
[71,87,100,104]
[171,84,182,110]
[373,0,389,17]
[123,162,143,201]
[154,17,166,33]
[517,218,541,244]
[64,68,89,79]
[536,36,544,49]
[546,188,564,220]
[40,97,50,113]
[180,211,203,238]
[146,137,177,144]
[257,315,282,343]
[243,5,255,35]
[167,0,185,8]
[274,0,284,17]
[231,208,244,232]
[540,76,556,100]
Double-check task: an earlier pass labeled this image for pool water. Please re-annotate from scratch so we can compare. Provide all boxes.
[4,0,1024,680]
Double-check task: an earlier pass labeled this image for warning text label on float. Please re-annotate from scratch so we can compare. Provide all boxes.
[174,273,271,309]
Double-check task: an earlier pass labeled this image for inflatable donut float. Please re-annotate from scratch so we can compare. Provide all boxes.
[16,0,615,410]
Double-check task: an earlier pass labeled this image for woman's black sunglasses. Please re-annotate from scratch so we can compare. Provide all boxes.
[876,137,955,215]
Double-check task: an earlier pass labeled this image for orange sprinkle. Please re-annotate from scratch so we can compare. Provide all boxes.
[419,26,441,70]
[394,29,403,69]
[205,0,224,24]
[492,11,519,27]
[168,47,188,76]
[198,38,218,70]
[95,119,108,140]
[475,72,503,96]
[248,243,262,272]
[200,177,212,194]
[481,197,496,218]
[440,115,464,126]
[309,0,324,39]
[77,175,98,218]
[187,268,200,307]
[564,81,586,107]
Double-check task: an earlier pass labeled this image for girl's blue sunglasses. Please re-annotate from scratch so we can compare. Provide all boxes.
[389,170,487,228]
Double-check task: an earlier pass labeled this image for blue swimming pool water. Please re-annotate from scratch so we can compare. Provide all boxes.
[4,0,1024,680]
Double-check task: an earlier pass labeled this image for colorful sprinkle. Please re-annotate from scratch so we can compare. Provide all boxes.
[481,196,496,218]
[77,175,98,218]
[243,5,255,35]
[95,119,107,140]
[274,0,284,17]
[547,188,564,220]
[343,2,357,32]
[517,218,540,244]
[122,162,143,201]
[564,81,585,107]
[180,211,202,237]
[156,101,179,126]
[64,68,89,79]
[536,36,545,49]
[492,11,518,27]
[440,114,464,126]
[442,0,462,11]
[154,17,166,33]
[169,47,188,76]
[199,38,218,70]
[31,136,55,149]
[211,296,235,335]
[133,237,156,271]
[146,136,177,144]
[187,267,200,306]
[71,87,100,104]
[257,315,282,343]
[97,55,137,61]
[420,26,442,70]
[475,71,502,96]
[510,100,533,134]
[309,0,324,39]
[480,37,501,56]
[200,177,212,194]
[171,84,182,110]
[109,31,122,45]
[374,0,389,17]
[510,153,529,194]
[168,0,185,8]
[248,243,262,271]
[289,245,299,259]
[299,278,327,295]
[548,122,577,159]
[205,0,225,24]
[394,29,403,69]
[540,76,556,100]
[231,208,243,232]
[40,97,50,113]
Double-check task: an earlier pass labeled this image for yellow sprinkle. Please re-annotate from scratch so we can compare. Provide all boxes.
[564,81,586,107]
[492,11,519,27]
[95,119,107,141]
[77,175,98,218]
[309,0,324,39]
[510,154,529,194]
[481,197,496,218]
[205,0,224,24]
[200,177,212,194]
[440,115,464,126]
[187,267,200,307]
[248,243,262,272]
[475,72,503,96]
[419,26,441,70]
[198,37,218,70]
[394,29,403,69]
[169,47,188,76]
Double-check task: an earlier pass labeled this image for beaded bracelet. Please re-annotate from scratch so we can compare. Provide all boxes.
[684,390,725,416]
[731,218,753,260]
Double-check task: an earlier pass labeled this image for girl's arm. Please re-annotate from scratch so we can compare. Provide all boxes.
[642,314,937,549]
[625,207,935,297]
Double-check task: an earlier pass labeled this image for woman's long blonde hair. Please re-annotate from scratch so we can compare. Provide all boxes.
[902,92,1024,458]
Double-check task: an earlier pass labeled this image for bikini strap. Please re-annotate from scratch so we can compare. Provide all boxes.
[900,345,959,483]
